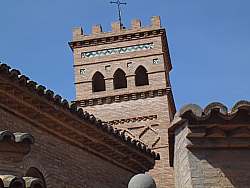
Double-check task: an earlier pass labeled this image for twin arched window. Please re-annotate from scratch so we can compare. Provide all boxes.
[92,66,149,92]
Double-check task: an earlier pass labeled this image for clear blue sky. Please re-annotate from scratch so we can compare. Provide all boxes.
[0,0,249,110]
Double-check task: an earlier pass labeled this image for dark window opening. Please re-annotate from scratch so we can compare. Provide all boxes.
[92,72,106,92]
[135,66,149,86]
[113,69,127,89]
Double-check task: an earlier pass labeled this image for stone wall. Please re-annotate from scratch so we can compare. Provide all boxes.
[189,149,250,187]
[173,123,192,188]
[173,122,250,188]
[0,107,133,188]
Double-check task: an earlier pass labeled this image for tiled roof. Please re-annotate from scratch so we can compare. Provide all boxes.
[0,175,45,188]
[171,101,250,125]
[0,131,34,144]
[169,101,250,166]
[0,63,159,161]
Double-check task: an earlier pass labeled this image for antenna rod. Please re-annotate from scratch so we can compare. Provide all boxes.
[110,0,127,27]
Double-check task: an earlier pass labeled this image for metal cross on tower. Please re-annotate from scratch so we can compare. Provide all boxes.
[110,0,127,27]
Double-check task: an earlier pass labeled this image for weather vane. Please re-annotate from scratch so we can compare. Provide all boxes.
[110,0,127,27]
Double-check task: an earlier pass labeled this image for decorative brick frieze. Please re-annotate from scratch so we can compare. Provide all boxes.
[107,115,157,126]
[81,43,154,58]
[74,88,170,107]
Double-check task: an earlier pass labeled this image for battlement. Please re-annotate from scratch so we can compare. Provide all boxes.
[72,16,162,42]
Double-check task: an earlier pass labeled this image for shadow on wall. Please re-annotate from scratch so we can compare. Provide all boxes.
[190,149,250,187]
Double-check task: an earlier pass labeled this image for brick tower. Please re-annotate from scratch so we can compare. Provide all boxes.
[69,16,176,187]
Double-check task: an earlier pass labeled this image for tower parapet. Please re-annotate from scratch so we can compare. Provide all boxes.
[70,16,162,44]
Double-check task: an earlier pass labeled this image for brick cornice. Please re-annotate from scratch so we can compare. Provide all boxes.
[69,28,166,50]
[107,115,157,126]
[74,88,171,107]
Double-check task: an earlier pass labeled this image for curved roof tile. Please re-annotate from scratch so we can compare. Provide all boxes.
[179,104,203,117]
[203,102,228,115]
[173,100,250,124]
[23,177,44,188]
[0,131,15,142]
[0,175,25,188]
[232,100,250,113]
[0,176,45,188]
[13,133,34,144]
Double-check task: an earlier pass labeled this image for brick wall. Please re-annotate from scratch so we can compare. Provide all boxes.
[73,36,168,100]
[0,107,133,188]
[83,95,174,187]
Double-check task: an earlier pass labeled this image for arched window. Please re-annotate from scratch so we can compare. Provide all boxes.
[113,69,127,89]
[135,66,149,86]
[92,72,106,92]
[26,168,46,188]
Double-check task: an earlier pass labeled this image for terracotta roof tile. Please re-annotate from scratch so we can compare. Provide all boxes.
[173,100,250,124]
[0,175,45,188]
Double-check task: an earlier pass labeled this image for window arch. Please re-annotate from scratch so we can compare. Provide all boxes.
[135,66,149,86]
[92,72,106,92]
[113,69,127,89]
[26,167,46,188]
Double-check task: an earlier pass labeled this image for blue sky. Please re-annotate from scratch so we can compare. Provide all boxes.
[0,0,249,110]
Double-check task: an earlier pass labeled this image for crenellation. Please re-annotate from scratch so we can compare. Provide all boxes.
[151,16,161,28]
[112,21,122,32]
[71,16,162,43]
[131,19,141,29]
[72,27,83,40]
[92,24,103,34]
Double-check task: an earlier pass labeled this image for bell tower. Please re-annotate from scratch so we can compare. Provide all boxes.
[69,16,176,187]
